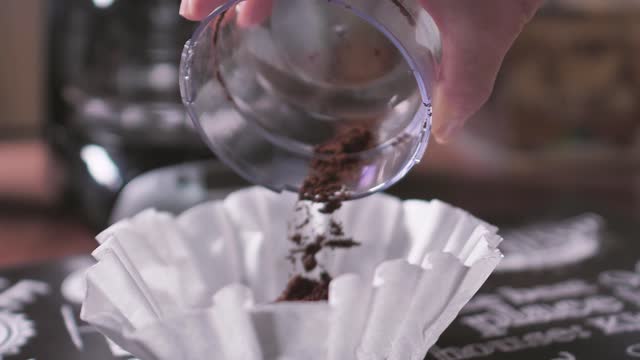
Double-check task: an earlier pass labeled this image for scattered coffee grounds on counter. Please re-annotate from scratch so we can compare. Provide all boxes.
[276,273,332,302]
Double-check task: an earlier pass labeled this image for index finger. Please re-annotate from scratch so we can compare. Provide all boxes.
[180,0,226,21]
[181,0,273,27]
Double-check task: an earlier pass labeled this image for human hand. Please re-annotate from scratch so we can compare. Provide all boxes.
[180,0,271,27]
[420,0,544,142]
[180,0,544,143]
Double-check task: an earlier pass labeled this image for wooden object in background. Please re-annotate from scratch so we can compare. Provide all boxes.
[491,13,640,150]
[0,0,44,137]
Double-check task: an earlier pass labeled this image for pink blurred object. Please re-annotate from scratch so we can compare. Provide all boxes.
[0,141,62,205]
[0,141,94,268]
[0,215,94,268]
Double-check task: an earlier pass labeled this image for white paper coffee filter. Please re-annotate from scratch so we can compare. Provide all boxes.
[82,186,502,360]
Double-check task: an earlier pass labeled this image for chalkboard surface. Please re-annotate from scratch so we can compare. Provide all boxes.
[429,217,640,360]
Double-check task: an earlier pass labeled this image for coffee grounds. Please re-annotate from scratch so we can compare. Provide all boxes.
[214,15,373,302]
[329,220,344,236]
[324,239,361,248]
[290,233,303,245]
[287,233,362,273]
[300,126,373,214]
[278,126,372,302]
[276,273,331,302]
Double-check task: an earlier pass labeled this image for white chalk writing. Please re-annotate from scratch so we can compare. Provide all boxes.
[613,287,640,308]
[587,311,640,335]
[599,270,640,289]
[498,280,597,305]
[0,280,49,311]
[627,343,640,357]
[430,326,591,360]
[460,295,623,337]
[551,351,576,360]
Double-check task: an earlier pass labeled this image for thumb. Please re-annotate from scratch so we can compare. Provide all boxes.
[421,0,543,143]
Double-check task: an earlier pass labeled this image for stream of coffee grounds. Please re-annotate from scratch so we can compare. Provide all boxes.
[278,126,373,302]
[213,14,373,301]
[210,10,379,303]
[299,126,373,214]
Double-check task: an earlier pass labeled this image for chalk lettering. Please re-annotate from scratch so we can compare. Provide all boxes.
[499,280,597,305]
[599,270,640,289]
[613,286,640,308]
[430,326,591,360]
[587,311,640,335]
[0,280,49,311]
[551,351,576,360]
[627,343,640,357]
[461,295,623,337]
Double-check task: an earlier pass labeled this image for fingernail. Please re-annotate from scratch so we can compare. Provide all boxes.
[179,0,190,17]
[431,97,463,144]
[434,120,462,144]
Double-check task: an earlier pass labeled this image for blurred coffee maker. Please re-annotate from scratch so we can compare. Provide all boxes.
[47,0,214,228]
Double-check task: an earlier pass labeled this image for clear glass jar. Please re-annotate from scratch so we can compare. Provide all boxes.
[180,0,441,198]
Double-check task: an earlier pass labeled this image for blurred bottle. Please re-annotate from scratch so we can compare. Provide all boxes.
[46,0,214,228]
